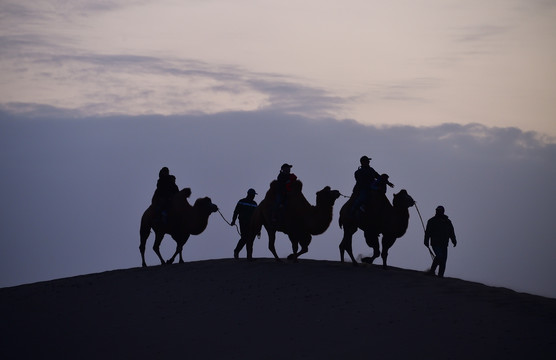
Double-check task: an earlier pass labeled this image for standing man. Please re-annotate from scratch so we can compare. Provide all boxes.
[231,188,258,259]
[424,206,457,278]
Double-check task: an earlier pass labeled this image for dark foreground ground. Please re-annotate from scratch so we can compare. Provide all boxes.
[1,258,555,359]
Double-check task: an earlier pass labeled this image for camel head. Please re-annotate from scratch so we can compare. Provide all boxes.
[180,188,192,198]
[393,189,415,208]
[316,186,341,206]
[193,197,219,214]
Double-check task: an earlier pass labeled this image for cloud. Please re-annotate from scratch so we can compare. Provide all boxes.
[453,25,508,44]
[0,48,350,118]
[1,108,555,298]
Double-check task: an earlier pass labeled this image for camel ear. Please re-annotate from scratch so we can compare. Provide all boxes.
[323,186,331,191]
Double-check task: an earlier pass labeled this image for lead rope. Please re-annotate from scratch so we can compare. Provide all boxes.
[217,209,241,236]
[414,202,435,260]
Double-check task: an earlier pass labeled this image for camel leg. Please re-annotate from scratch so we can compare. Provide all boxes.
[380,234,397,269]
[177,235,190,264]
[166,243,181,265]
[339,226,358,266]
[167,235,189,265]
[139,230,149,268]
[287,236,300,261]
[139,217,152,268]
[152,232,166,266]
[267,228,281,261]
[361,231,380,265]
[290,234,311,261]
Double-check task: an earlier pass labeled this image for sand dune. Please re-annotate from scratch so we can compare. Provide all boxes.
[1,258,555,359]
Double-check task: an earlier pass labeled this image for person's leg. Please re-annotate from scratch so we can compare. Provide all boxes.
[427,256,438,275]
[234,223,248,258]
[433,246,448,277]
[351,188,369,213]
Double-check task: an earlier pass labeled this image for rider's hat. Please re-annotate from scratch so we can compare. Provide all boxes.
[360,156,371,164]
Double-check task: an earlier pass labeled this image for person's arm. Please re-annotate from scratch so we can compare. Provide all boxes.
[424,220,431,247]
[449,221,457,247]
[231,202,240,225]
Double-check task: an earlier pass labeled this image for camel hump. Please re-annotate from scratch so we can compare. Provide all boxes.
[266,179,303,198]
[290,179,303,193]
[393,189,414,207]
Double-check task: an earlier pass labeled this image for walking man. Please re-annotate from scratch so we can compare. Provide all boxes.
[231,188,258,259]
[424,206,457,277]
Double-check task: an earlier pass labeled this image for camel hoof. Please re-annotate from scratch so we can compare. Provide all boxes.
[360,257,374,264]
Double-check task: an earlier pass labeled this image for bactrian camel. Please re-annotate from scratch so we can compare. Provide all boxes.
[139,188,218,267]
[338,189,415,269]
[245,180,341,261]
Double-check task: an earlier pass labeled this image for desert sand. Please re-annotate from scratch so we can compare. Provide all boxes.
[1,258,555,359]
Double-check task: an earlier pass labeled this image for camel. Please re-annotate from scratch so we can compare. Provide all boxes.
[139,188,218,267]
[244,180,341,261]
[338,189,415,269]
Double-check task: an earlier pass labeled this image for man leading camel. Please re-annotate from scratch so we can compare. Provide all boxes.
[424,206,457,278]
[231,188,258,259]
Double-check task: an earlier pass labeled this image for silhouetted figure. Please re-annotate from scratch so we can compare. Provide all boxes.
[245,182,341,261]
[339,189,415,268]
[231,188,258,259]
[151,167,179,222]
[272,163,297,224]
[424,206,457,277]
[371,174,391,194]
[140,189,218,267]
[351,156,393,213]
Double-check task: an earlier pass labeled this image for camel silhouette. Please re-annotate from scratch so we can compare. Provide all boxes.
[338,189,415,269]
[244,180,341,261]
[139,188,218,267]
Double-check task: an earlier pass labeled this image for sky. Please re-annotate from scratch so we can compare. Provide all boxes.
[1,0,555,297]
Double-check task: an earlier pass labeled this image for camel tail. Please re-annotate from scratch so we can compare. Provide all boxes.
[338,216,343,229]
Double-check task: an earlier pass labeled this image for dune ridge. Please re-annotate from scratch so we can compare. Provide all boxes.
[1,258,555,359]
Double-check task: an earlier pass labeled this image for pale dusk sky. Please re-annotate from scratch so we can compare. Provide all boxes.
[1,0,555,137]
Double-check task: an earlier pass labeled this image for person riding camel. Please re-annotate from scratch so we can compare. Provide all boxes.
[371,173,392,194]
[272,163,297,223]
[351,156,393,213]
[151,167,179,222]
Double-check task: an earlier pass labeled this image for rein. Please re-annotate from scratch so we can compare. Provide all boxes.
[217,209,241,236]
[343,187,435,260]
[414,201,435,260]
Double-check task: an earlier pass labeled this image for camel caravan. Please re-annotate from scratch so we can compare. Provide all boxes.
[139,158,415,269]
